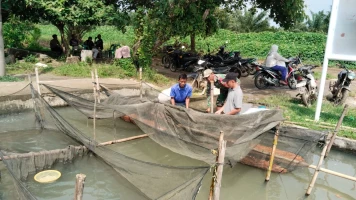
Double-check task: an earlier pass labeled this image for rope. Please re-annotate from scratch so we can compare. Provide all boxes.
[0,83,31,97]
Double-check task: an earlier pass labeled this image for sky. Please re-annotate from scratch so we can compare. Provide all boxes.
[304,0,332,15]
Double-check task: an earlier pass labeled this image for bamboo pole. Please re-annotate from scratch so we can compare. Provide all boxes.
[306,132,333,195]
[95,68,100,103]
[325,104,349,157]
[139,67,143,99]
[308,165,356,182]
[210,81,214,113]
[35,67,41,95]
[91,71,97,140]
[97,134,149,146]
[74,174,86,200]
[28,74,32,83]
[305,119,356,131]
[265,124,280,181]
[213,131,226,200]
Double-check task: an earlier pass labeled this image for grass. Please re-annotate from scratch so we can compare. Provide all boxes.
[253,94,356,139]
[0,75,23,82]
[313,71,337,80]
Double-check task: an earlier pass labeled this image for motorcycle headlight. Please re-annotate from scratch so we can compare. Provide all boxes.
[348,72,355,80]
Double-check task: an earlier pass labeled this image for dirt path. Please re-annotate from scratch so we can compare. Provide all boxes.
[150,57,356,107]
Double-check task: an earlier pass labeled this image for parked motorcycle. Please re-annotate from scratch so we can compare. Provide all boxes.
[295,65,318,107]
[188,59,242,91]
[327,65,355,105]
[167,46,199,72]
[253,56,301,89]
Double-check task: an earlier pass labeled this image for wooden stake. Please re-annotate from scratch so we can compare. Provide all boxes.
[91,71,97,140]
[95,68,100,103]
[28,74,32,83]
[213,131,226,200]
[210,81,214,113]
[306,132,333,195]
[35,67,41,95]
[139,67,143,99]
[74,174,86,200]
[325,104,349,157]
[265,124,280,181]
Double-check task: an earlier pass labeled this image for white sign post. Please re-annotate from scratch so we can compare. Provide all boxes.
[315,0,356,121]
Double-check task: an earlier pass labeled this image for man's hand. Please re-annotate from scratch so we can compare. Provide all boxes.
[206,108,211,113]
[215,109,222,114]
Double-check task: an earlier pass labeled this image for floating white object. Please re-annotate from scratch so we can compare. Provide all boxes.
[34,170,61,183]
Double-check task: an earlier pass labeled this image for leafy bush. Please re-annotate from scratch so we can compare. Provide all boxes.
[24,55,37,63]
[3,17,41,48]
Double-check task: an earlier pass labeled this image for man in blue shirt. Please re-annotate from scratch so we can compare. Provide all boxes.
[170,74,192,108]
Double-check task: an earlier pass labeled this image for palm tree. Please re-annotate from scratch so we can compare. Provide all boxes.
[228,8,270,33]
[306,11,330,33]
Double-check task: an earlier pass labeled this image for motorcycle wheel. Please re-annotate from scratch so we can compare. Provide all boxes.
[254,72,269,89]
[301,91,311,107]
[170,62,177,72]
[240,65,250,77]
[162,56,171,68]
[287,75,297,90]
[248,64,257,75]
[334,89,349,105]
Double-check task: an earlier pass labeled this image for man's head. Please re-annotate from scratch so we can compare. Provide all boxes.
[178,73,188,88]
[88,37,92,41]
[97,34,101,39]
[71,34,76,38]
[223,72,240,88]
[52,34,57,39]
[203,69,214,81]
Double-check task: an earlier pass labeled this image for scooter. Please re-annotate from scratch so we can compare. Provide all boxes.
[295,65,318,107]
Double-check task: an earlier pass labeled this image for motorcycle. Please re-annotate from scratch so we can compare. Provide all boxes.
[253,56,301,90]
[188,59,242,91]
[169,46,199,72]
[327,64,355,105]
[295,65,318,107]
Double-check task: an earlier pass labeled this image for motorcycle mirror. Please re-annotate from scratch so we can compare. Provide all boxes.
[181,46,185,49]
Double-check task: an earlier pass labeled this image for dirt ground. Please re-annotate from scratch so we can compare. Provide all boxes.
[150,57,356,108]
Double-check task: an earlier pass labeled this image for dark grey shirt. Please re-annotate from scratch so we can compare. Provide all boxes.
[223,86,243,115]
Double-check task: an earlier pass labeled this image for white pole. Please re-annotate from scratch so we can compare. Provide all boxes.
[35,67,41,95]
[314,0,339,121]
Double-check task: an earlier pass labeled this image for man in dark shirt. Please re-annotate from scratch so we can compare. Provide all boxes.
[50,34,63,55]
[83,37,94,50]
[94,34,103,50]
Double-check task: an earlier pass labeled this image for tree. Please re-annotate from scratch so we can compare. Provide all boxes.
[306,10,330,33]
[26,0,129,55]
[228,8,270,33]
[0,0,5,76]
[120,0,306,53]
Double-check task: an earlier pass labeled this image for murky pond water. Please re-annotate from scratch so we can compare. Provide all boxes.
[1,107,355,200]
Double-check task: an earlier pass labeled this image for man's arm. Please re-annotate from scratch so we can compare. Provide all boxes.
[171,97,176,106]
[226,108,241,115]
[215,104,225,114]
[185,97,190,109]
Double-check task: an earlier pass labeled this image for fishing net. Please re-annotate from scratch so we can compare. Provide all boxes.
[42,82,324,171]
[0,84,210,200]
[0,80,325,200]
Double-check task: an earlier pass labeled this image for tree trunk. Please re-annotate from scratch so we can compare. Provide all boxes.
[0,0,6,76]
[190,33,196,53]
[55,23,69,56]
